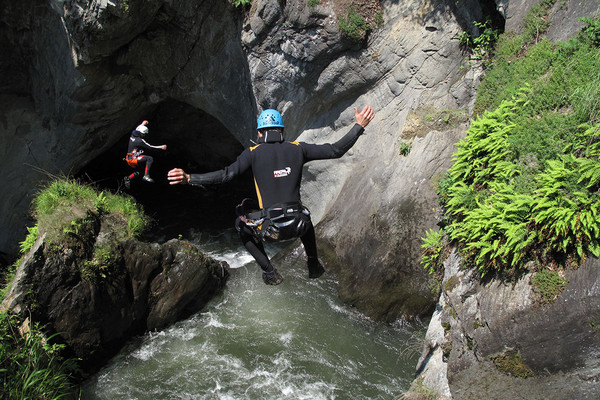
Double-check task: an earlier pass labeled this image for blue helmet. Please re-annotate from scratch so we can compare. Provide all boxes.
[257,109,284,130]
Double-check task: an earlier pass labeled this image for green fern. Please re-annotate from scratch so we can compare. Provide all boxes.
[421,21,600,277]
[421,229,447,274]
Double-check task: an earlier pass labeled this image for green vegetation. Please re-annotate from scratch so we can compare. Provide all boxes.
[421,228,446,275]
[458,0,555,64]
[308,0,321,7]
[530,269,568,304]
[441,322,451,333]
[339,7,371,41]
[34,179,148,244]
[579,16,600,47]
[459,18,500,63]
[422,228,447,295]
[81,243,119,284]
[374,11,384,27]
[19,226,39,255]
[337,0,383,43]
[232,0,251,8]
[522,0,556,43]
[472,19,499,60]
[0,312,78,399]
[398,141,412,156]
[491,350,534,378]
[29,179,149,284]
[119,0,129,13]
[0,179,151,399]
[402,376,439,400]
[447,305,457,320]
[1,226,41,301]
[0,276,13,303]
[444,275,459,293]
[421,16,600,280]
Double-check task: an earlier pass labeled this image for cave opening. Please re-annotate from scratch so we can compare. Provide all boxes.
[78,99,255,242]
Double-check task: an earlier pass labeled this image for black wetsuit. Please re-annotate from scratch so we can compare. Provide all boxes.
[188,123,365,271]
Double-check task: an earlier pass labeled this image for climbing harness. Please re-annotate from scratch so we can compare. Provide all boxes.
[236,198,311,241]
[125,149,143,167]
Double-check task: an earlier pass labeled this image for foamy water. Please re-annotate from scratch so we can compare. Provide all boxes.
[81,230,422,399]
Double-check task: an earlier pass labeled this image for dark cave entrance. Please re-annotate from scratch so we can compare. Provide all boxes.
[78,99,255,242]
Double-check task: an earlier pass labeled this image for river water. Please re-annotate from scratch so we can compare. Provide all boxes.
[81,229,424,400]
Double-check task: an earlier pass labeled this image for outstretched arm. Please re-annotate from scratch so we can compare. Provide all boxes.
[137,137,168,151]
[167,168,231,186]
[331,105,375,153]
[302,105,376,161]
[168,148,253,186]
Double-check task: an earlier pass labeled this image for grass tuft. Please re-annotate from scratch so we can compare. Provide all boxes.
[34,179,149,244]
[0,312,79,399]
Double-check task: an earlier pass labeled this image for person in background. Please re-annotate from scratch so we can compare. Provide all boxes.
[167,105,375,285]
[124,120,167,188]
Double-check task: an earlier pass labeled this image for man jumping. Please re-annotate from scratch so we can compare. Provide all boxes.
[167,105,375,285]
[124,120,167,188]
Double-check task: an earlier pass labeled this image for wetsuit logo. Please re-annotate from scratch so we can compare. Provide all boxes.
[273,167,291,178]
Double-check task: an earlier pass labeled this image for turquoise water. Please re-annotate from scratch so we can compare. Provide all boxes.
[81,230,423,399]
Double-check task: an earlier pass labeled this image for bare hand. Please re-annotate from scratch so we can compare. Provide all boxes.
[161,145,167,150]
[355,105,375,128]
[167,168,189,185]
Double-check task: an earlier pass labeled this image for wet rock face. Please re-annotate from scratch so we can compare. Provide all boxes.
[456,258,600,375]
[0,213,228,370]
[0,0,255,256]
[243,0,488,321]
[405,1,600,397]
[1,0,488,324]
[317,127,468,322]
[418,253,600,399]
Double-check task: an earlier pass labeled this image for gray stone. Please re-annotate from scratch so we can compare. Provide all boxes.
[0,0,255,256]
[412,251,600,399]
[1,212,228,368]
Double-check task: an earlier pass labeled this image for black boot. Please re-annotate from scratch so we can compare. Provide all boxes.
[262,267,283,285]
[307,257,325,279]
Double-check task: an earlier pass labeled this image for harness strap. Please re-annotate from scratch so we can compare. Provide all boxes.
[267,202,302,217]
[239,200,311,240]
[243,202,303,220]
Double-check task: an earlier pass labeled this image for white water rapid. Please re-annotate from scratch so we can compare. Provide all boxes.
[81,229,423,399]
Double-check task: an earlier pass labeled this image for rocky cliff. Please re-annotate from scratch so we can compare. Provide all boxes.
[1,0,496,322]
[406,1,600,398]
[1,0,599,396]
[0,0,255,259]
[413,251,600,399]
[0,191,229,369]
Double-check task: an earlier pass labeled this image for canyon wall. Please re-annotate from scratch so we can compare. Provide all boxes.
[0,0,490,321]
